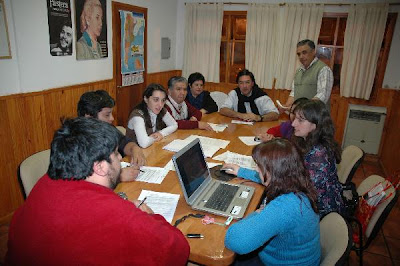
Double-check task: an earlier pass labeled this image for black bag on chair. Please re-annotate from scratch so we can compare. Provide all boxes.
[342,182,359,217]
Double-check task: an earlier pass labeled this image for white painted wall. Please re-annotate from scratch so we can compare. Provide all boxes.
[176,0,400,90]
[0,0,177,96]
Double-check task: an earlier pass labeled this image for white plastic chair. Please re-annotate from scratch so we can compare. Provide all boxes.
[337,145,364,184]
[18,149,51,198]
[210,91,228,111]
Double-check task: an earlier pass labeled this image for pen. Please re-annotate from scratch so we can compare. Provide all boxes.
[186,234,204,239]
[137,197,147,208]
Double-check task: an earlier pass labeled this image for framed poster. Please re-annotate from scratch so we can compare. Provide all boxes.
[0,0,11,59]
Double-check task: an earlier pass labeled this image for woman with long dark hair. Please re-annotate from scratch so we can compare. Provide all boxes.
[223,139,320,265]
[291,99,344,217]
[126,83,177,148]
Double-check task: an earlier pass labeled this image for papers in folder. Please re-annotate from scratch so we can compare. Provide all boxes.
[138,190,179,224]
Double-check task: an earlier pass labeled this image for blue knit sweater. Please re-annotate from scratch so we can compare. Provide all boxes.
[225,168,321,265]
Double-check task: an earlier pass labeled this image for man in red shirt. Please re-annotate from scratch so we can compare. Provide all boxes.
[165,76,213,131]
[6,117,189,265]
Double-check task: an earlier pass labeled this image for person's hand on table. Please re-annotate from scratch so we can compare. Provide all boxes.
[221,163,240,176]
[133,200,154,214]
[198,121,213,131]
[150,132,163,142]
[120,165,140,182]
[239,112,258,122]
[258,132,275,142]
[130,145,146,166]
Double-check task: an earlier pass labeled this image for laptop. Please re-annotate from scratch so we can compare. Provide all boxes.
[172,138,255,219]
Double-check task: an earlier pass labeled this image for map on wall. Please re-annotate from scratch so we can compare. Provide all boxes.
[120,10,145,75]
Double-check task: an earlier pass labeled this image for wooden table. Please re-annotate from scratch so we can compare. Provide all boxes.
[115,113,281,265]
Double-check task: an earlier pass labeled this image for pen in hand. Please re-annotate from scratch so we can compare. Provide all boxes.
[137,197,147,208]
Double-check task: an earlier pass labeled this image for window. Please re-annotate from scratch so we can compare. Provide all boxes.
[220,11,246,83]
[317,14,347,89]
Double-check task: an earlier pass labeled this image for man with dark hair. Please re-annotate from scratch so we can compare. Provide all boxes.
[165,76,213,130]
[50,19,73,56]
[78,90,145,181]
[281,39,333,110]
[219,69,279,122]
[6,117,190,265]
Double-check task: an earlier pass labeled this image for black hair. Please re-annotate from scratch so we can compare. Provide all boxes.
[48,117,121,180]
[235,69,256,85]
[134,83,167,130]
[168,76,188,89]
[188,72,205,87]
[77,90,115,118]
[252,138,318,213]
[291,99,342,163]
[297,39,316,50]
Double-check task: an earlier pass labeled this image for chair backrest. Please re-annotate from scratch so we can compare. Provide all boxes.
[337,145,364,184]
[18,149,51,198]
[320,212,352,266]
[356,175,398,247]
[210,91,228,111]
[116,126,126,135]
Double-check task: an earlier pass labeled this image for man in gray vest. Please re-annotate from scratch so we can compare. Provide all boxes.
[281,39,333,111]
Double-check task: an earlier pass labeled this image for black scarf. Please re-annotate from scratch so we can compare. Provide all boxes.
[235,85,267,115]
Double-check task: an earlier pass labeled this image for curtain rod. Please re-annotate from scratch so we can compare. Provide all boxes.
[184,2,400,6]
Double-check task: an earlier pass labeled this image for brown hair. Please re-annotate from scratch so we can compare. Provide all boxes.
[252,138,318,213]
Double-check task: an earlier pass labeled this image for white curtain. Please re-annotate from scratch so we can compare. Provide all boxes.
[182,3,223,82]
[245,4,279,88]
[274,3,324,89]
[340,4,388,100]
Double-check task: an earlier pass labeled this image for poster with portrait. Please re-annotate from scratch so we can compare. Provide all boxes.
[75,0,108,60]
[47,0,72,56]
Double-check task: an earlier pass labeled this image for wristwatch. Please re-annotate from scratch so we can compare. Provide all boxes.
[117,192,128,200]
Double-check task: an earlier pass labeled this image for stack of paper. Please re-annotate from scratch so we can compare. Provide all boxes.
[213,151,257,170]
[138,190,180,224]
[163,138,221,158]
[184,135,230,149]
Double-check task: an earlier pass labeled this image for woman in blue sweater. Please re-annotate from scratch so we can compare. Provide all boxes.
[223,139,320,265]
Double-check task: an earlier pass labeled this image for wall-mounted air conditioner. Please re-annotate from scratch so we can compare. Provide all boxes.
[342,104,387,155]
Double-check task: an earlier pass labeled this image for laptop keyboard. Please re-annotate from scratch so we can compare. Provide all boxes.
[204,184,239,212]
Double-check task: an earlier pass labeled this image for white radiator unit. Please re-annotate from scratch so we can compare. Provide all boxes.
[342,104,386,155]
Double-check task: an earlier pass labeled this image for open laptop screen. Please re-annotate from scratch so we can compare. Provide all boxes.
[174,141,208,198]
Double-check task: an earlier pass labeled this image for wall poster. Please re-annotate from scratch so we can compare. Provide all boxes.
[0,0,11,59]
[47,0,73,56]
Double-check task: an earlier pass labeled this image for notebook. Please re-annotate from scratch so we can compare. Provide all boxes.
[172,138,255,219]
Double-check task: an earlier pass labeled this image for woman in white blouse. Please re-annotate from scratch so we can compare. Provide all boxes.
[126,84,178,148]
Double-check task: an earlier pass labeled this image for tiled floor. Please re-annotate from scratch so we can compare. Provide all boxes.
[0,156,398,265]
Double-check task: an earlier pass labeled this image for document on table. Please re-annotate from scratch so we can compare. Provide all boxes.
[163,139,220,158]
[238,136,260,146]
[184,135,230,149]
[208,123,228,132]
[213,151,257,170]
[138,190,180,224]
[165,159,222,172]
[231,120,254,125]
[136,166,168,184]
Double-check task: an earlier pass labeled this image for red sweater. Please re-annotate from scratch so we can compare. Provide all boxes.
[6,174,189,265]
[165,99,202,129]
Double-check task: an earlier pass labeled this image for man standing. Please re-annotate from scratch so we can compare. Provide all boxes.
[6,118,190,265]
[282,39,333,110]
[165,76,213,130]
[78,90,145,181]
[220,69,279,122]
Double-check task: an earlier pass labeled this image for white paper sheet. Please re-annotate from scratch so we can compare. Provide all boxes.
[135,166,168,184]
[238,136,261,146]
[208,123,228,132]
[163,138,220,158]
[231,120,254,125]
[213,151,257,170]
[165,159,222,172]
[184,135,230,149]
[138,190,180,224]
